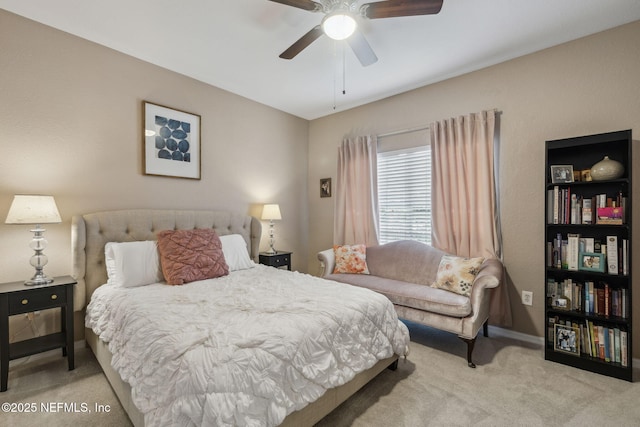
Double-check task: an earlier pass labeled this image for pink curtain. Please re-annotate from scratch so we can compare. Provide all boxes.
[333,136,380,246]
[430,110,512,327]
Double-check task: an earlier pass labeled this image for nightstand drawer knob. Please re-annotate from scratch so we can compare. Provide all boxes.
[51,294,57,300]
[22,299,28,305]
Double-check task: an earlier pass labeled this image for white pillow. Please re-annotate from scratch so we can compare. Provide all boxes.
[219,234,255,271]
[105,241,163,287]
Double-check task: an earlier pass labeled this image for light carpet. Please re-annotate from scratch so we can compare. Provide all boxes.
[2,321,638,426]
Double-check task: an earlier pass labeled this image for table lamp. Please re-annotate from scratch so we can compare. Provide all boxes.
[5,195,62,286]
[261,204,282,254]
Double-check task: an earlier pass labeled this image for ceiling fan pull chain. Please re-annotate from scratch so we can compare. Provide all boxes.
[332,40,337,110]
[342,41,347,95]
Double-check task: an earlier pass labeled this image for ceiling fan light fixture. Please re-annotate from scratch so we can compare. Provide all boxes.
[322,11,357,40]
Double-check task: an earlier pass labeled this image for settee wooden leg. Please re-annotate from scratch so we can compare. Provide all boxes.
[483,320,489,337]
[460,337,476,368]
[387,359,399,371]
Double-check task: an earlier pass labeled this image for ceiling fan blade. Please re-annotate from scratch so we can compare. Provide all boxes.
[347,29,378,67]
[361,0,443,19]
[279,25,324,59]
[268,0,322,12]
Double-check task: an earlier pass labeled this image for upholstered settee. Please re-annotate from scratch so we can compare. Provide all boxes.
[318,240,503,367]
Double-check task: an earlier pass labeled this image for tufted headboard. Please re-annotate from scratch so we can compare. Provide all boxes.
[71,209,262,309]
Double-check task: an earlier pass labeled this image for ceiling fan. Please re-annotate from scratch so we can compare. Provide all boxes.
[270,0,444,66]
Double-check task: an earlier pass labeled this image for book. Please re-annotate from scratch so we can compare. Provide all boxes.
[603,327,611,362]
[589,321,597,357]
[608,328,615,362]
[584,320,592,356]
[567,233,580,271]
[621,331,628,367]
[597,326,605,359]
[553,186,559,224]
[622,239,628,276]
[614,328,621,363]
[606,235,618,275]
[583,237,595,253]
[547,189,554,224]
[597,207,624,224]
[582,198,592,224]
[570,194,579,224]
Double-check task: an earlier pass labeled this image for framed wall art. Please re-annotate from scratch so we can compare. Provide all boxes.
[143,101,201,179]
[320,178,332,198]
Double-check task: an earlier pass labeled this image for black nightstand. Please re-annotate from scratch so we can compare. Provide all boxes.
[259,251,292,271]
[0,275,76,391]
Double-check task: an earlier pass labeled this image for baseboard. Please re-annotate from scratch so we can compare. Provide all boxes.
[487,325,544,346]
[9,340,86,367]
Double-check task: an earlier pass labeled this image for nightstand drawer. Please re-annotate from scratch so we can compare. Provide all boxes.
[273,255,290,266]
[8,287,67,315]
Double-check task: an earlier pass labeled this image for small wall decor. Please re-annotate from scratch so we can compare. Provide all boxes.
[320,178,332,198]
[143,101,201,179]
[550,165,574,184]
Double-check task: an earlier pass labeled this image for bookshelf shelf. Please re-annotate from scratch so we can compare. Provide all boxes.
[544,129,633,382]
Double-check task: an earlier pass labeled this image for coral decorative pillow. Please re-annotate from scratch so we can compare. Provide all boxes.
[157,228,229,285]
[431,255,485,296]
[333,244,370,274]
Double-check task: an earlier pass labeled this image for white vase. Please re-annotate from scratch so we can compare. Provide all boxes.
[590,156,624,181]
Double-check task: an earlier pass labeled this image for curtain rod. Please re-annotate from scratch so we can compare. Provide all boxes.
[377,109,501,139]
[377,125,429,139]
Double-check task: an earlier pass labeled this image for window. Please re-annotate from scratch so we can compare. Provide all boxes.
[377,146,431,245]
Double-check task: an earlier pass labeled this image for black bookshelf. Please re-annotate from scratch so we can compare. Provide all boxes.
[544,129,633,381]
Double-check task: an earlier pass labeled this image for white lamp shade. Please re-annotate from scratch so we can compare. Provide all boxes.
[261,204,282,221]
[322,12,357,40]
[5,195,62,224]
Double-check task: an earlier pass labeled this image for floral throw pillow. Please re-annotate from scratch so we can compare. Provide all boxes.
[333,244,370,274]
[431,255,485,297]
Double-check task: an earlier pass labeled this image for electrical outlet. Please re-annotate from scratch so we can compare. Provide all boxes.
[522,290,533,306]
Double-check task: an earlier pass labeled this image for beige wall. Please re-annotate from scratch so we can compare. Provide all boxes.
[308,21,640,356]
[0,11,309,340]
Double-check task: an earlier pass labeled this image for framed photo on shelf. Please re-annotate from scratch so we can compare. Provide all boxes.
[320,178,332,198]
[550,165,574,183]
[578,252,605,273]
[552,296,569,310]
[554,324,580,356]
[143,101,201,180]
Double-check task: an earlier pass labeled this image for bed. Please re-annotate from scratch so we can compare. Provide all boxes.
[72,209,410,426]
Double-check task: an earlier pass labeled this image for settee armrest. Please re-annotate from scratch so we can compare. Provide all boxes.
[317,248,335,277]
[468,258,502,314]
[473,258,502,291]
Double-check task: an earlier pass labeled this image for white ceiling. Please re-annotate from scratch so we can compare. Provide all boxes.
[2,0,640,120]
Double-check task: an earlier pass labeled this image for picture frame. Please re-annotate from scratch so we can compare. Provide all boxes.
[143,101,201,179]
[552,296,569,310]
[320,178,332,198]
[578,252,605,273]
[550,165,574,184]
[554,323,580,356]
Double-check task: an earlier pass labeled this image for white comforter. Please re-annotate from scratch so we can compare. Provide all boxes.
[86,265,409,426]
